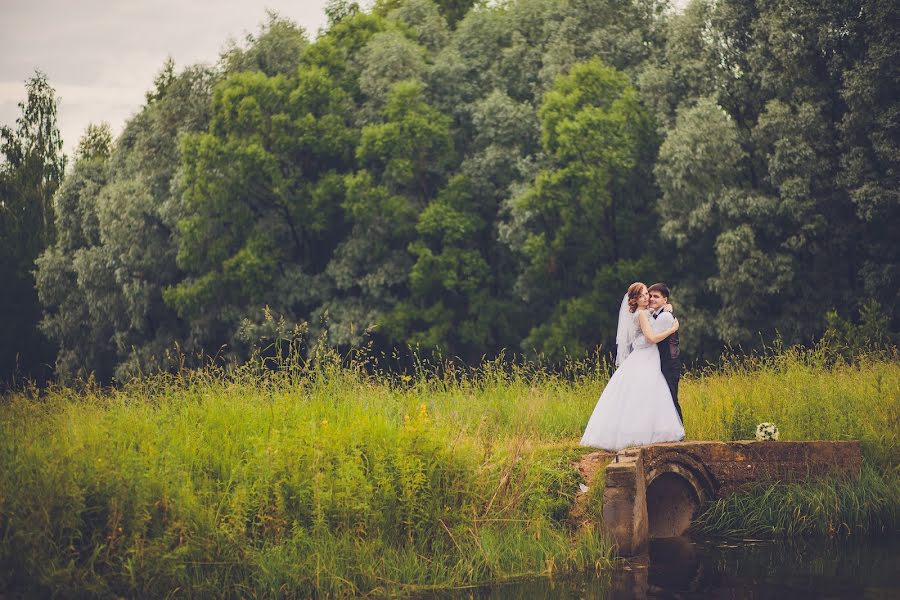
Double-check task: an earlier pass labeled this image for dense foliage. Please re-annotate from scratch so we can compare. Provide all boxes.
[1,0,897,382]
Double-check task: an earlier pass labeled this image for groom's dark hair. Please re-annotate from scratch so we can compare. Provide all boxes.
[648,283,670,299]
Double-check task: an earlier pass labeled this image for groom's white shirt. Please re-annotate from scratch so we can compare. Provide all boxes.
[651,308,675,335]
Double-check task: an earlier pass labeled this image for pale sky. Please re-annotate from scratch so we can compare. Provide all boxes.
[0,0,331,158]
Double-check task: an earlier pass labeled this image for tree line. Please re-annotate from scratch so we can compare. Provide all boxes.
[1,0,897,384]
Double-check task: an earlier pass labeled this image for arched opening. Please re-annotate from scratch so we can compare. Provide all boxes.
[646,472,699,538]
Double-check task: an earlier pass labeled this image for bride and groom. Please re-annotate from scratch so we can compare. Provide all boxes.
[580,282,685,451]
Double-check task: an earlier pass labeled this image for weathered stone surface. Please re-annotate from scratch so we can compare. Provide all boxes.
[646,472,698,538]
[574,450,614,484]
[641,441,861,498]
[601,450,648,556]
[576,440,862,557]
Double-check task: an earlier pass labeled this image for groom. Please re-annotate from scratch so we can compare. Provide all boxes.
[648,283,683,424]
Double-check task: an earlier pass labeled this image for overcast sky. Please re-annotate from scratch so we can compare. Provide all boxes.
[1,0,331,157]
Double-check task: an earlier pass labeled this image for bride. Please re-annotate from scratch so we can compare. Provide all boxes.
[580,282,685,450]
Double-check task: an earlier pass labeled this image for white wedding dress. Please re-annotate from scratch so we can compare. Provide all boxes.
[580,310,685,451]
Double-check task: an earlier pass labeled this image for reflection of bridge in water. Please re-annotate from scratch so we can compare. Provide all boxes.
[574,441,862,556]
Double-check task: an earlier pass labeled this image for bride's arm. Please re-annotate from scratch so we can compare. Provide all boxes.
[639,310,678,344]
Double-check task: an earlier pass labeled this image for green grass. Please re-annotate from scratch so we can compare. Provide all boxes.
[0,345,897,596]
[680,345,899,469]
[693,463,899,539]
[0,354,611,597]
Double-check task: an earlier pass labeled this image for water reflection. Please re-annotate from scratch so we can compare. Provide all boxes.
[429,536,899,599]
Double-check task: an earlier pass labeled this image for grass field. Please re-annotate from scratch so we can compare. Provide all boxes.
[1,344,897,597]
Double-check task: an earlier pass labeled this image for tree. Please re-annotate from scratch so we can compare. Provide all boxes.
[375,0,475,28]
[390,91,538,360]
[167,64,356,356]
[0,71,66,385]
[433,0,478,28]
[302,6,387,104]
[220,11,310,77]
[322,79,454,347]
[646,0,897,352]
[74,122,113,162]
[386,0,450,53]
[504,59,660,359]
[36,64,217,381]
[654,98,746,352]
[357,30,429,122]
[638,0,723,130]
[838,0,900,324]
[26,0,897,380]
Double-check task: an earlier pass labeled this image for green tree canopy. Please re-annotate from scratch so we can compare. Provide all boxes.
[504,59,659,359]
[21,0,898,381]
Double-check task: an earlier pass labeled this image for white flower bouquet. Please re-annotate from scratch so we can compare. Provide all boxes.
[755,422,779,441]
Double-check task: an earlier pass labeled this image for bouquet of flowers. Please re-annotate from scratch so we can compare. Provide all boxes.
[755,422,779,441]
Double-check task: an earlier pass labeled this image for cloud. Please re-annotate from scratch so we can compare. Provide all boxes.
[0,0,329,157]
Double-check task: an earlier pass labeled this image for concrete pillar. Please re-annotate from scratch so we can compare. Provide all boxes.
[602,450,648,556]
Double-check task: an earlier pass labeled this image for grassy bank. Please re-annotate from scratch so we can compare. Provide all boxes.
[681,346,899,469]
[0,356,612,598]
[1,346,897,596]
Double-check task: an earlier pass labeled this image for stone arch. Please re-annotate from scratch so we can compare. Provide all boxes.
[592,441,862,556]
[644,452,717,538]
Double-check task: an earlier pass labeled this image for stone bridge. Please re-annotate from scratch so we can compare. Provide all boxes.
[574,441,861,556]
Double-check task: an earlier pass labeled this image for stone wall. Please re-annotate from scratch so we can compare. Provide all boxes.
[641,440,862,498]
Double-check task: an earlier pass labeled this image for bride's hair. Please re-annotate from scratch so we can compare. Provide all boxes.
[626,282,646,313]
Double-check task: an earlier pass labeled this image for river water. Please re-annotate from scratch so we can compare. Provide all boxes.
[434,535,899,599]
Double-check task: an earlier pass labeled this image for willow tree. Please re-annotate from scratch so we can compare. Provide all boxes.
[36,65,216,381]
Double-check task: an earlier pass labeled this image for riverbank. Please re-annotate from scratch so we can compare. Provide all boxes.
[1,347,897,596]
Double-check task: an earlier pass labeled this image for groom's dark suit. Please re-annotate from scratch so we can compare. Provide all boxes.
[652,308,683,423]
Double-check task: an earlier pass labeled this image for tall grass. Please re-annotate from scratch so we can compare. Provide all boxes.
[693,464,899,539]
[0,352,611,597]
[682,344,899,540]
[0,343,897,596]
[680,344,899,469]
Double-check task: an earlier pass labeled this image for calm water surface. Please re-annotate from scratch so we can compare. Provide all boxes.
[431,536,899,599]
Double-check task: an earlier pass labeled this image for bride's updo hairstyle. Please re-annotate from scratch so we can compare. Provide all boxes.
[626,282,646,313]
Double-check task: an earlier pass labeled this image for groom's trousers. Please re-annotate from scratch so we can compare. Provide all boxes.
[661,366,683,424]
